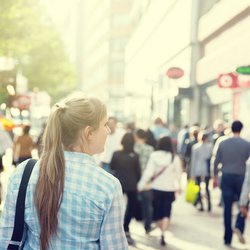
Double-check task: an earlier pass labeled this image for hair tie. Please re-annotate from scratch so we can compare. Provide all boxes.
[55,102,67,110]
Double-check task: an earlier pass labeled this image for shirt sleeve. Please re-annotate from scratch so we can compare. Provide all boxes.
[99,179,128,250]
[190,146,197,177]
[213,144,222,176]
[239,164,250,206]
[0,174,19,249]
[137,155,156,191]
[174,156,182,187]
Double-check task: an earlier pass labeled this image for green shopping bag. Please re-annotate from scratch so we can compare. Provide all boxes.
[185,180,199,204]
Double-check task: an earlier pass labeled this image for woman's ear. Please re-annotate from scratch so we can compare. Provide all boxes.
[83,126,93,141]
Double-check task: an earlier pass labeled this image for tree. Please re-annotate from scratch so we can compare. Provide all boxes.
[0,0,76,102]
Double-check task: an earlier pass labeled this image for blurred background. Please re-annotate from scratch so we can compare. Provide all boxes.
[0,0,250,136]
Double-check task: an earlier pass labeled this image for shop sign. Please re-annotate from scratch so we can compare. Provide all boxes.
[217,73,250,88]
[217,73,238,88]
[236,65,250,75]
[166,67,184,79]
[237,74,250,87]
[12,94,31,110]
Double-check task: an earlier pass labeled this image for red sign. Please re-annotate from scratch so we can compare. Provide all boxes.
[237,74,250,87]
[217,73,238,88]
[166,67,184,79]
[12,94,31,110]
[217,73,250,88]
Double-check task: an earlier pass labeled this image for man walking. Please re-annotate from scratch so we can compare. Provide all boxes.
[213,120,250,246]
[134,129,154,233]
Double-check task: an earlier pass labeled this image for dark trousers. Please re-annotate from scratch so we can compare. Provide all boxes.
[0,155,3,173]
[139,191,153,231]
[195,176,211,210]
[221,173,245,244]
[124,191,138,232]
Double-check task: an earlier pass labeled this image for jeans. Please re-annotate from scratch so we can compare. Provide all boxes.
[139,191,153,231]
[221,173,245,244]
[124,191,138,232]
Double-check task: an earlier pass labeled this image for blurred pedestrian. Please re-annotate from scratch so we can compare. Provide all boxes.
[0,93,128,249]
[100,116,124,173]
[213,120,250,246]
[239,163,250,219]
[177,124,189,171]
[212,119,225,145]
[151,117,170,140]
[134,129,154,234]
[110,132,141,245]
[13,125,35,165]
[184,126,200,178]
[0,124,13,173]
[190,132,213,211]
[137,136,182,246]
[0,125,12,207]
[145,129,157,149]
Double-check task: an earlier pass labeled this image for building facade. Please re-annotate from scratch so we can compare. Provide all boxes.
[124,0,250,130]
[81,0,134,120]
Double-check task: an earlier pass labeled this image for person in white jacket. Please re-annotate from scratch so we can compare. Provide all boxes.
[137,136,182,246]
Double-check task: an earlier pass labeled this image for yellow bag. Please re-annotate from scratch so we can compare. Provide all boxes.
[185,180,199,204]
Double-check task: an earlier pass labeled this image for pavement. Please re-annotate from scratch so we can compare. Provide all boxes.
[128,189,250,250]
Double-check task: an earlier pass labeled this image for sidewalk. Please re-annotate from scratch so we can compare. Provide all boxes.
[128,191,250,250]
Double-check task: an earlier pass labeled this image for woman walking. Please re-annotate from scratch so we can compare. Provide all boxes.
[0,93,128,250]
[110,132,141,245]
[138,136,182,246]
[190,132,213,212]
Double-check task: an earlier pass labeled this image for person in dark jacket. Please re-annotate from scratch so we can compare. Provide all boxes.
[110,132,141,245]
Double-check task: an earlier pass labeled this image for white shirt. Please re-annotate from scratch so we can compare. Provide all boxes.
[101,128,125,163]
[0,129,13,155]
[138,150,182,192]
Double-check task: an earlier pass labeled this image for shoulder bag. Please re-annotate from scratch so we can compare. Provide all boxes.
[7,159,37,250]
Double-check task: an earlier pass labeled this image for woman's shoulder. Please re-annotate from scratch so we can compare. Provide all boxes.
[95,165,122,189]
[7,160,31,190]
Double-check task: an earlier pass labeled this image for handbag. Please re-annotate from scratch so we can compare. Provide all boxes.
[7,159,37,250]
[185,179,199,204]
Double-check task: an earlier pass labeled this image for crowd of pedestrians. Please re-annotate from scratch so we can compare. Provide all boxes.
[0,101,250,249]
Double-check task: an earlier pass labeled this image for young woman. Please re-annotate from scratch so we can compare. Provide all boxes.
[0,93,128,250]
[110,132,141,245]
[138,136,182,246]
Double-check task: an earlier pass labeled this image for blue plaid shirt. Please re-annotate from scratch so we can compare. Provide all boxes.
[0,151,128,250]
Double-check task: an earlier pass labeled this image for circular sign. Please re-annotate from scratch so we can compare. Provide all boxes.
[217,73,238,88]
[166,67,184,79]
